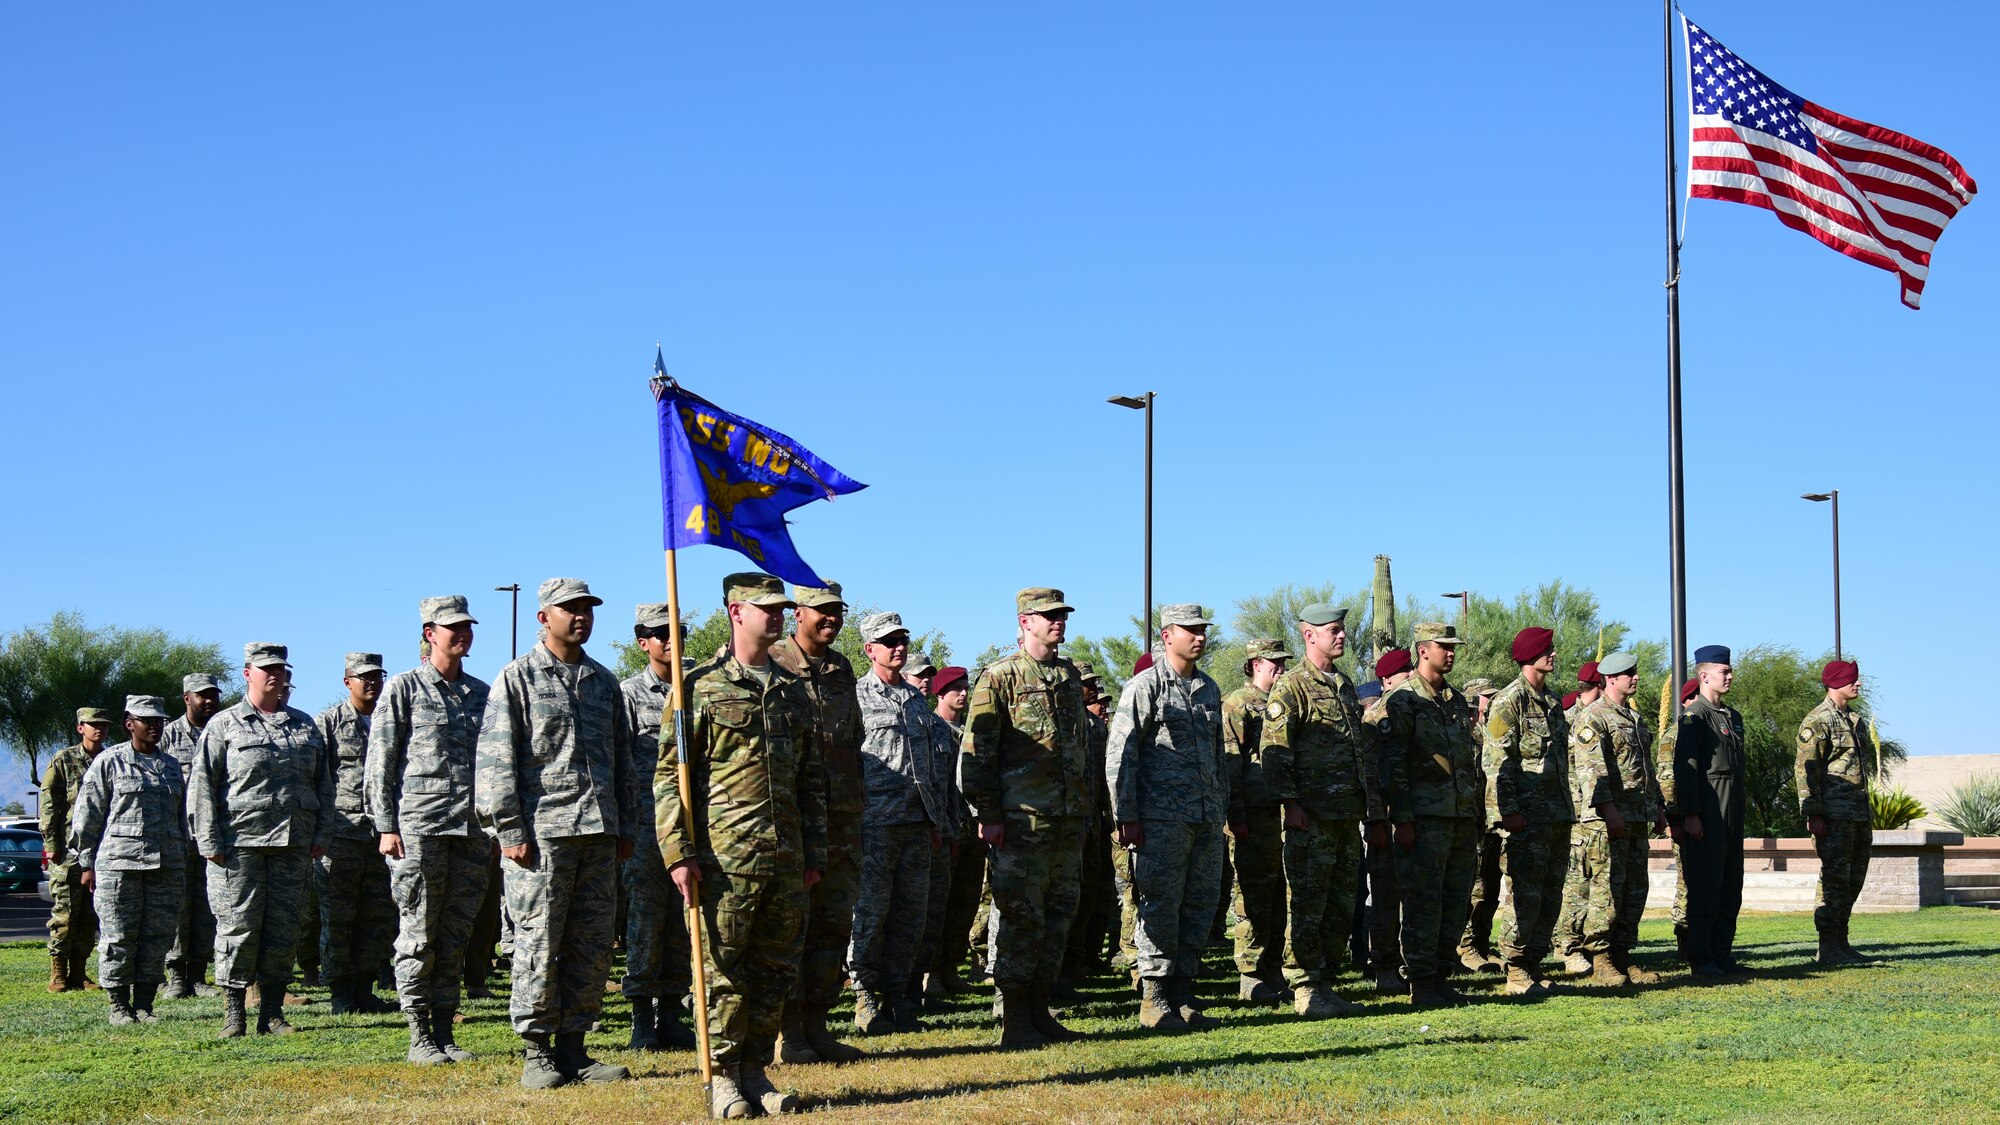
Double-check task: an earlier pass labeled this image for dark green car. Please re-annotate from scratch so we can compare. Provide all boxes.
[0,828,43,893]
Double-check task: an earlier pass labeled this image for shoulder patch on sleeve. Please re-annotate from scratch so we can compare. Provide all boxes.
[1799,723,1818,743]
[1266,697,1287,722]
[1577,724,1596,742]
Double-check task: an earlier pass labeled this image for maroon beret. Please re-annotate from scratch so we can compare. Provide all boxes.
[1374,649,1412,680]
[1133,653,1154,674]
[932,665,968,696]
[1577,661,1602,687]
[1511,627,1554,664]
[1680,677,1699,703]
[1561,690,1579,709]
[1821,660,1859,689]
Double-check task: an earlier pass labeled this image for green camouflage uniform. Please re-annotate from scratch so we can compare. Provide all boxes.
[161,714,217,982]
[1796,697,1874,930]
[658,652,827,1069]
[619,665,692,1002]
[1225,681,1286,978]
[959,649,1091,993]
[42,743,103,965]
[1066,708,1116,972]
[315,698,397,986]
[1261,663,1377,987]
[73,742,187,986]
[1568,697,1664,955]
[1361,691,1406,975]
[769,634,863,1011]
[1379,675,1482,983]
[1458,716,1503,962]
[1484,675,1574,967]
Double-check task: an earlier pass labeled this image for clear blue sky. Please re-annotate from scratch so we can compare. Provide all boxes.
[4,2,1994,808]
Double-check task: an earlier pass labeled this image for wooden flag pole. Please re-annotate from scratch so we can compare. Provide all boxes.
[664,546,715,1108]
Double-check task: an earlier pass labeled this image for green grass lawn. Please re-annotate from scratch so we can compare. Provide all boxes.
[3,909,1996,1123]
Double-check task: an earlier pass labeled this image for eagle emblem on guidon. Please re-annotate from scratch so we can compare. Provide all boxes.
[697,461,780,521]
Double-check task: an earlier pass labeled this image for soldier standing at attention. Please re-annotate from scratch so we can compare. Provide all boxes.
[1262,604,1374,1019]
[915,664,968,1001]
[43,707,115,992]
[1484,627,1574,996]
[1554,660,1605,969]
[162,675,224,998]
[1359,651,1414,994]
[315,653,397,1015]
[1453,679,1505,976]
[661,572,827,1119]
[1666,646,1748,978]
[1797,659,1879,967]
[1224,638,1291,1003]
[1566,663,1603,724]
[928,665,984,994]
[960,588,1092,1050]
[72,696,185,1024]
[769,582,866,1065]
[1107,604,1227,1031]
[1061,665,1115,989]
[1567,653,1668,986]
[192,643,334,1037]
[619,604,697,1051]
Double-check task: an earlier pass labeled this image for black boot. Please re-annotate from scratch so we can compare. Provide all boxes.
[328,977,357,1015]
[658,995,699,1050]
[628,996,660,1051]
[220,988,248,1039]
[554,1030,631,1083]
[107,985,138,1026]
[132,982,161,1022]
[256,980,295,1035]
[354,976,398,1014]
[164,965,198,1000]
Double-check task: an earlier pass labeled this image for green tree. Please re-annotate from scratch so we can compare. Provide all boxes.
[1724,644,1907,838]
[0,612,233,779]
[610,606,733,679]
[0,799,23,817]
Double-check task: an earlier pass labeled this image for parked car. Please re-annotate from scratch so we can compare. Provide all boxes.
[0,817,41,831]
[0,827,44,894]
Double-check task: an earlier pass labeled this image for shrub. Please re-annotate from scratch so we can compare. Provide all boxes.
[1933,773,2000,837]
[1869,786,1927,831]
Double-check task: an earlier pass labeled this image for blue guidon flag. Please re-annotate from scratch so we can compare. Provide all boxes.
[652,348,865,586]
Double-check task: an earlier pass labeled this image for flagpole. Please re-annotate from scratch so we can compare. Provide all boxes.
[1664,0,1690,723]
[664,545,717,1110]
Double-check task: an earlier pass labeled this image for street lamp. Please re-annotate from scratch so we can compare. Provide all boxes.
[1441,590,1469,626]
[1107,392,1155,652]
[1801,491,1841,660]
[495,584,521,659]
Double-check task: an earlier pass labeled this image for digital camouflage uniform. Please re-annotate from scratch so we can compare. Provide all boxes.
[1262,662,1377,987]
[850,658,947,1007]
[161,712,217,985]
[1664,693,1747,966]
[1225,679,1286,979]
[933,713,987,980]
[1796,697,1874,933]
[619,663,692,1002]
[43,740,104,973]
[476,640,641,1038]
[315,694,396,988]
[659,651,828,1069]
[1568,695,1664,956]
[73,740,187,989]
[368,658,491,1016]
[1107,657,1227,983]
[1362,690,1405,976]
[1379,674,1483,984]
[769,632,863,1014]
[1484,674,1574,968]
[918,707,967,985]
[1065,706,1116,974]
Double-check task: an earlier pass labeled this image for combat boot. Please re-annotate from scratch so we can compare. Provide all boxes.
[1293,984,1356,1019]
[1407,976,1465,1009]
[219,987,248,1039]
[107,985,138,1026]
[1612,949,1661,984]
[356,979,397,1013]
[405,1010,450,1065]
[255,980,295,1034]
[852,989,893,1035]
[775,1002,820,1064]
[1504,964,1539,996]
[49,954,70,993]
[709,1067,753,1118]
[300,964,320,988]
[1589,953,1629,987]
[997,988,1048,1049]
[520,1032,569,1089]
[628,996,660,1052]
[164,965,197,1000]
[132,982,160,1022]
[926,968,970,996]
[1563,951,1593,975]
[328,978,357,1015]
[892,994,925,1033]
[1138,978,1187,1030]
[1239,972,1286,1004]
[1815,926,1846,966]
[1839,921,1880,965]
[432,1010,473,1061]
[1167,977,1219,1028]
[740,1059,798,1115]
[800,1003,864,1062]
[1375,969,1409,996]
[67,948,100,990]
[1029,984,1082,1042]
[656,994,698,1050]
[555,1031,631,1083]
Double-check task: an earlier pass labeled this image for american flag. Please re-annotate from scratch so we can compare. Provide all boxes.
[1684,18,1976,309]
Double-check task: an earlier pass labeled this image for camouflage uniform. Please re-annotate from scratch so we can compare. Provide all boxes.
[1225,678,1286,980]
[1796,697,1874,933]
[1457,706,1503,964]
[769,632,863,1014]
[620,662,695,1009]
[1664,692,1746,966]
[315,693,396,989]
[917,708,966,985]
[161,711,218,985]
[476,639,640,1037]
[932,714,987,979]
[43,739,104,976]
[659,651,828,1070]
[1484,674,1574,968]
[1552,694,1594,958]
[850,657,948,1005]
[73,740,187,988]
[1065,706,1116,973]
[1379,673,1482,984]
[1262,662,1376,987]
[1569,695,1664,956]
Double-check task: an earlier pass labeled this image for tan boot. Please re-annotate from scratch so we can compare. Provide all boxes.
[740,1060,797,1115]
[1613,949,1661,984]
[49,954,71,993]
[800,1003,865,1062]
[68,949,100,990]
[1294,984,1358,1019]
[1589,953,1629,987]
[709,1068,752,1118]
[1029,984,1083,1042]
[1504,964,1538,996]
[998,988,1048,1049]
[773,1002,819,1064]
[1138,979,1186,1030]
[1563,951,1593,975]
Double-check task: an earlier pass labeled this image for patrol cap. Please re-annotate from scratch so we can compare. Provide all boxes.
[1461,677,1501,698]
[906,652,937,676]
[859,612,909,644]
[1412,622,1465,647]
[1159,603,1213,629]
[76,707,116,726]
[1356,680,1384,701]
[244,642,292,669]
[1297,603,1348,626]
[1016,587,1073,615]
[932,666,968,695]
[1694,644,1732,666]
[421,594,478,626]
[1243,638,1291,670]
[1597,652,1638,677]
[1075,661,1098,680]
[124,695,170,720]
[182,672,223,696]
[724,572,793,608]
[537,577,602,611]
[791,582,846,610]
[634,603,681,630]
[345,652,386,677]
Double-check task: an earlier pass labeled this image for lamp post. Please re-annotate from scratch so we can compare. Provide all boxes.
[1801,491,1841,660]
[1441,590,1469,627]
[1108,392,1155,653]
[494,584,521,659]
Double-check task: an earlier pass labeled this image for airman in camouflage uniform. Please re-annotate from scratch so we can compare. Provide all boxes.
[476,578,640,1089]
[1225,639,1290,1002]
[1567,653,1668,987]
[928,665,984,994]
[162,674,223,998]
[369,595,492,1065]
[960,587,1092,1050]
[661,572,827,1118]
[191,642,335,1038]
[1484,627,1573,995]
[1797,659,1878,966]
[1361,652,1415,994]
[1453,678,1505,976]
[42,707,114,992]
[1554,661,1605,968]
[1262,604,1376,1018]
[769,581,867,1065]
[1665,646,1747,977]
[619,604,697,1051]
[314,653,397,1014]
[1108,604,1227,1030]
[72,696,185,1025]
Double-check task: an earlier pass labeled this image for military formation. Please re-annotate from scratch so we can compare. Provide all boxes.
[39,571,1887,1114]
